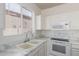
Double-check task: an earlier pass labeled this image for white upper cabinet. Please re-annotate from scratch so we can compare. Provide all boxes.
[67,12,79,30]
[36,15,41,30]
[45,11,79,30]
[0,4,5,29]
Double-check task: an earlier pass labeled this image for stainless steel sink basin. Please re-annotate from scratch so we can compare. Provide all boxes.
[16,40,42,49]
[16,43,34,49]
[28,40,41,44]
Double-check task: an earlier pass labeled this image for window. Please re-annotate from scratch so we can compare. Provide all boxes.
[3,3,32,36]
[22,8,32,33]
[5,3,21,28]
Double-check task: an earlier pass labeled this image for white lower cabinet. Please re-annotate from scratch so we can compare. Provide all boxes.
[71,43,79,56]
[28,48,40,56]
[27,41,47,56]
[38,42,47,56]
[72,49,79,56]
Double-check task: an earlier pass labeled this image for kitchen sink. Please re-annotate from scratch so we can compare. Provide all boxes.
[29,41,39,44]
[16,43,34,49]
[16,40,42,49]
[28,40,41,44]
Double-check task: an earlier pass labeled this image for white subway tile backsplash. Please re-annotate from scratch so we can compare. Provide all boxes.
[36,30,79,40]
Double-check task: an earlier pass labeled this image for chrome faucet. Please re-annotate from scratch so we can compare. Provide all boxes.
[24,34,30,43]
[24,31,34,43]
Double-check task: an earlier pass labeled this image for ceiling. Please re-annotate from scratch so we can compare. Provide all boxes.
[35,3,63,10]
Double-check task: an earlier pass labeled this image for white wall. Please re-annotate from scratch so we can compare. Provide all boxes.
[0,3,41,45]
[39,3,79,43]
[41,3,79,29]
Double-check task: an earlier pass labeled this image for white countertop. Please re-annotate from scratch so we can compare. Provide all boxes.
[0,39,47,56]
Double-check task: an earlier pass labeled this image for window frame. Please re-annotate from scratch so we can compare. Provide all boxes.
[3,3,33,36]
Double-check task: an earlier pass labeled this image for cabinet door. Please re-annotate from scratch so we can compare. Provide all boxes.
[28,47,39,56]
[39,44,45,56]
[67,12,79,30]
[61,12,79,30]
[0,4,5,29]
[44,41,47,56]
[39,42,47,56]
[72,49,79,56]
[36,15,41,30]
[28,42,47,56]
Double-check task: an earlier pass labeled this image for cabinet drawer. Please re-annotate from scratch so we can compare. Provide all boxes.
[72,49,79,56]
[72,44,79,49]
